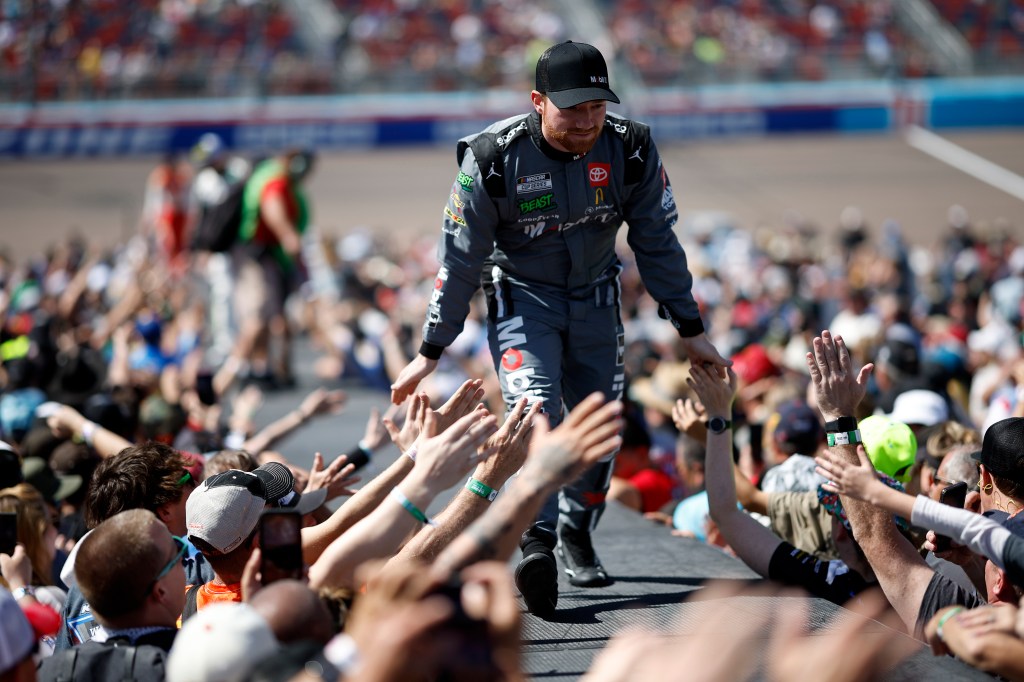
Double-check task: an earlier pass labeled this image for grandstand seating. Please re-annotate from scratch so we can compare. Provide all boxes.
[0,0,1020,102]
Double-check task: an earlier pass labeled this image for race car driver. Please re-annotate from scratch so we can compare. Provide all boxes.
[391,40,729,616]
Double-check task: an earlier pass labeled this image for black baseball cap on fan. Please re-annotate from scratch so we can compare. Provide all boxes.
[536,41,620,109]
[972,417,1024,483]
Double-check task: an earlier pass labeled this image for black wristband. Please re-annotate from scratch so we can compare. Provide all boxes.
[418,341,445,360]
[825,416,858,433]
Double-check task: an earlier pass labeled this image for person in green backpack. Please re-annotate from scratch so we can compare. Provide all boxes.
[217,149,315,393]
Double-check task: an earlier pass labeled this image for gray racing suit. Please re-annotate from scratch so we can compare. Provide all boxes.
[418,111,704,540]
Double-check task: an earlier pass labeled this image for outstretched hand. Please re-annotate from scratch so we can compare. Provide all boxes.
[412,408,499,493]
[815,444,879,501]
[383,392,429,453]
[806,330,872,421]
[768,589,916,682]
[476,397,543,483]
[672,397,707,442]
[384,380,487,453]
[685,364,737,419]
[678,334,731,377]
[298,388,348,419]
[306,452,361,500]
[360,406,388,452]
[391,355,438,405]
[521,393,622,492]
[434,378,486,433]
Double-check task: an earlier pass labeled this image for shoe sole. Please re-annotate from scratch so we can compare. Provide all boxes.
[515,553,558,616]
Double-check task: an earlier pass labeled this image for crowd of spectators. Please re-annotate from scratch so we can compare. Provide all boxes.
[931,0,1024,70]
[0,128,1022,680]
[602,0,920,85]
[0,0,309,102]
[2,0,1022,102]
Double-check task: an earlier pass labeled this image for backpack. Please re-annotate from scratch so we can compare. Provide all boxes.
[38,639,167,682]
[191,176,247,253]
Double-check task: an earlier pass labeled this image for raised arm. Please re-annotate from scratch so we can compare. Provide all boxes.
[243,387,347,457]
[815,443,915,520]
[390,397,541,567]
[807,330,934,633]
[47,404,131,459]
[688,363,781,577]
[301,381,490,563]
[308,408,498,590]
[434,392,623,575]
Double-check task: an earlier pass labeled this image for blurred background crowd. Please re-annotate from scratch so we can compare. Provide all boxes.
[1,0,1023,101]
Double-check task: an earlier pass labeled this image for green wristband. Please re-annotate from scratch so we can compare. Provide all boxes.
[390,488,435,526]
[936,607,964,641]
[827,430,862,447]
[465,477,498,502]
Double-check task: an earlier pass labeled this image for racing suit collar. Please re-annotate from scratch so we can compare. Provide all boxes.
[528,112,589,163]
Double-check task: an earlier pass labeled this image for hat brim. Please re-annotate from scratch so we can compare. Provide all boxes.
[53,474,83,502]
[292,487,327,515]
[629,378,675,417]
[545,87,620,109]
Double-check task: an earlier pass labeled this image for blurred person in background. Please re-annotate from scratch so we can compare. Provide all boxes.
[188,132,252,365]
[0,484,66,613]
[141,153,191,274]
[216,149,315,394]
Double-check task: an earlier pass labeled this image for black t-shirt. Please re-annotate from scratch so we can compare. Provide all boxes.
[915,571,986,640]
[768,541,872,605]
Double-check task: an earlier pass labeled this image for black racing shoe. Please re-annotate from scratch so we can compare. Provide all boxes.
[514,540,558,617]
[557,526,613,587]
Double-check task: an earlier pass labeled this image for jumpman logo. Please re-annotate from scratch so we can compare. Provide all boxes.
[486,165,502,179]
[628,147,644,162]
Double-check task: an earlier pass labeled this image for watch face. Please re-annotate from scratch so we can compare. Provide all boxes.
[708,417,728,434]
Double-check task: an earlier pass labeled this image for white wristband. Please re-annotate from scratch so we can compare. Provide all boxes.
[224,431,246,450]
[404,445,417,462]
[81,421,97,447]
[323,633,361,675]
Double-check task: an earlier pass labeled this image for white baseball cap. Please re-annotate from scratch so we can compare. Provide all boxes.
[167,603,279,682]
[186,462,325,554]
[889,390,949,428]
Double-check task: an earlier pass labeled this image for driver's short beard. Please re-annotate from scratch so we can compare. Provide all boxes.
[544,119,600,155]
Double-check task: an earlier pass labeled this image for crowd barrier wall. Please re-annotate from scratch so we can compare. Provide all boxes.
[0,78,1021,158]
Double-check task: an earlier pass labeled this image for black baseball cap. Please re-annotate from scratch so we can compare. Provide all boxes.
[772,400,824,455]
[972,417,1024,483]
[535,41,620,109]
